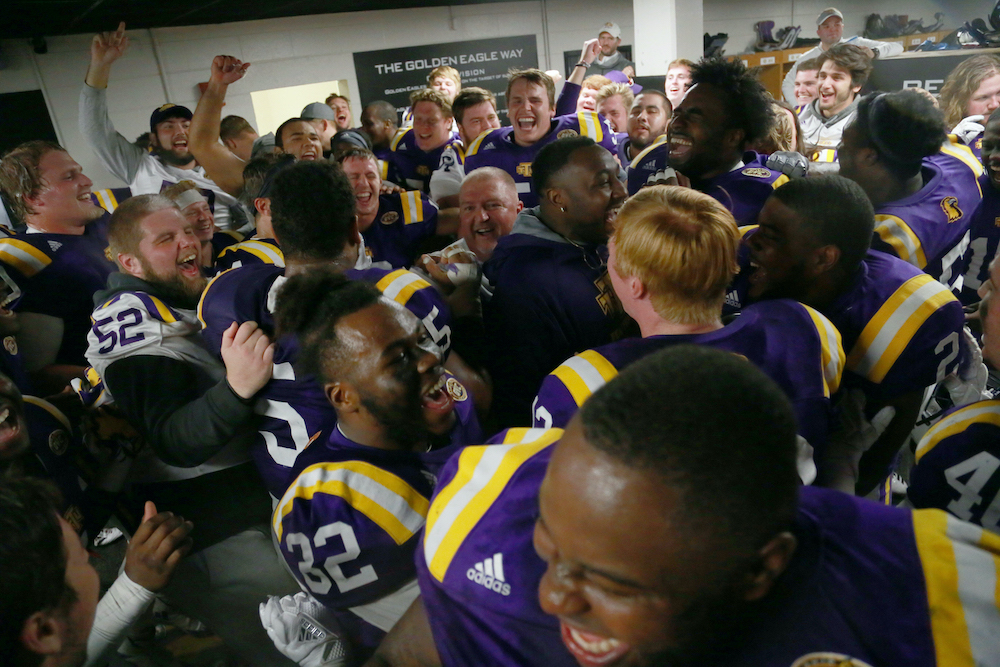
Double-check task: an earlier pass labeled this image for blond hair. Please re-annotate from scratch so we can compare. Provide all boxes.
[939,54,1000,127]
[613,186,738,325]
[428,65,461,90]
[409,88,453,117]
[0,141,65,223]
[596,82,635,109]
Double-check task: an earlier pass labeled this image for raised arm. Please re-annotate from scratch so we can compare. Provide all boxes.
[79,22,147,183]
[189,55,252,198]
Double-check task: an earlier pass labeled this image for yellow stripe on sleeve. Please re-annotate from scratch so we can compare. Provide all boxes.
[577,111,603,143]
[915,401,1000,462]
[22,396,72,431]
[423,429,563,582]
[390,128,409,151]
[875,214,927,268]
[771,174,790,190]
[95,189,118,213]
[941,137,985,178]
[375,269,431,306]
[464,130,490,157]
[550,350,619,408]
[402,192,424,224]
[846,274,957,384]
[802,304,844,397]
[146,296,178,323]
[196,268,234,329]
[0,239,51,277]
[628,134,666,169]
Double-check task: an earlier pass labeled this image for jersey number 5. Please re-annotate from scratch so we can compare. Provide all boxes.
[285,523,379,595]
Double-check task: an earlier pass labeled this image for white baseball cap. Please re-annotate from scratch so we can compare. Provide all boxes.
[599,22,621,39]
[816,8,843,26]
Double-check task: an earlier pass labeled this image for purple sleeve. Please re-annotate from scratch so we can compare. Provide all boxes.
[555,82,581,117]
[532,373,580,429]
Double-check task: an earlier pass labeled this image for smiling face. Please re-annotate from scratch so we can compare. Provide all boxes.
[328,98,353,131]
[128,207,206,306]
[817,60,860,118]
[430,76,459,103]
[509,78,556,146]
[817,15,844,47]
[746,197,818,301]
[626,93,669,151]
[334,300,455,445]
[979,257,1000,368]
[668,83,739,179]
[181,199,215,242]
[151,117,194,167]
[535,420,748,667]
[981,117,1000,190]
[553,145,627,245]
[457,100,501,146]
[280,121,324,161]
[597,94,629,133]
[341,155,382,228]
[794,68,820,106]
[412,101,453,152]
[27,150,104,231]
[459,172,522,262]
[577,87,600,113]
[664,66,692,109]
[0,372,28,462]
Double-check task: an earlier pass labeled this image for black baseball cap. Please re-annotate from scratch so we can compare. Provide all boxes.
[150,103,193,132]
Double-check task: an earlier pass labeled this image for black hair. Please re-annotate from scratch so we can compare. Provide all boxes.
[690,57,774,146]
[772,174,875,272]
[363,100,398,125]
[532,136,597,194]
[0,476,73,666]
[275,270,383,381]
[274,117,311,150]
[580,345,799,553]
[269,161,356,262]
[854,90,946,181]
[240,153,282,207]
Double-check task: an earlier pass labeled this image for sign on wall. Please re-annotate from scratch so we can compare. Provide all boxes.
[868,50,1000,96]
[353,35,538,119]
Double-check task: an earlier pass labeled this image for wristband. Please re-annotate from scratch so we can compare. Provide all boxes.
[576,61,591,69]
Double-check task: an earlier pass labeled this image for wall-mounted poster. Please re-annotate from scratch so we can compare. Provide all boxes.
[353,35,539,119]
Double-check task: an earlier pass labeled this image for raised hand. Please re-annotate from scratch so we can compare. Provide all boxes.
[91,21,129,67]
[221,321,274,399]
[580,38,600,65]
[123,501,193,591]
[210,55,251,86]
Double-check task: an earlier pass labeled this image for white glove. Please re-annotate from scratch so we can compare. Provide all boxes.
[951,115,985,146]
[941,326,988,408]
[795,435,817,486]
[819,389,896,493]
[766,151,809,178]
[645,167,677,186]
[259,592,348,667]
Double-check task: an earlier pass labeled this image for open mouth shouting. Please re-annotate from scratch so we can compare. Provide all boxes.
[560,621,630,667]
[668,133,692,160]
[421,372,454,418]
[177,249,201,278]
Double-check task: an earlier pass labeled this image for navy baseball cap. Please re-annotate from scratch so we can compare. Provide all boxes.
[150,103,193,132]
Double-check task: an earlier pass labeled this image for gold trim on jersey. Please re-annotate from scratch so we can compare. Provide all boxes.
[217,240,285,266]
[0,239,51,277]
[772,174,790,190]
[376,269,431,306]
[274,460,430,545]
[577,111,604,142]
[915,400,1000,462]
[874,214,927,268]
[197,268,237,329]
[464,129,492,157]
[738,224,759,239]
[802,304,844,397]
[94,188,122,213]
[389,128,409,152]
[628,134,666,169]
[846,273,956,384]
[912,509,1000,665]
[22,396,72,431]
[551,350,619,408]
[401,191,425,225]
[942,135,985,180]
[423,428,563,582]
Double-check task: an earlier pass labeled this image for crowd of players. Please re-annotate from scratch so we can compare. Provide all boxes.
[3,6,1000,666]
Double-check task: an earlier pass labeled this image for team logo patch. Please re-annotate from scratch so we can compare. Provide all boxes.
[516,162,533,177]
[790,654,873,667]
[104,246,113,261]
[741,167,772,178]
[446,377,467,401]
[940,196,963,223]
[381,211,400,225]
[557,129,579,140]
[994,216,1000,228]
[3,336,16,356]
[64,506,84,533]
[49,430,70,456]
[977,137,984,150]
[416,165,430,176]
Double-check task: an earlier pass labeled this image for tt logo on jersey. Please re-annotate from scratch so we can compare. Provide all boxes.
[790,653,873,667]
[381,211,400,225]
[516,162,532,177]
[467,553,510,596]
[940,196,962,223]
[742,167,772,178]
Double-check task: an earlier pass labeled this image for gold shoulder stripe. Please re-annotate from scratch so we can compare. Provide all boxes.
[628,134,666,169]
[274,460,430,544]
[577,111,603,142]
[802,304,844,397]
[738,224,759,239]
[875,214,927,268]
[0,239,51,277]
[465,130,491,157]
[197,268,236,329]
[376,269,431,306]
[846,273,957,384]
[551,350,619,408]
[940,138,985,178]
[423,428,563,582]
[401,191,424,224]
[390,128,410,152]
[22,396,72,431]
[915,400,1000,461]
[771,174,790,190]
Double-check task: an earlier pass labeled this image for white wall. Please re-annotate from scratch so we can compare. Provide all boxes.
[0,0,634,190]
[704,0,985,57]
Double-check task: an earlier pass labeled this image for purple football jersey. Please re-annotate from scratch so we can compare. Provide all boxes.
[697,151,790,225]
[387,129,461,193]
[482,211,633,428]
[214,237,285,272]
[0,217,116,365]
[625,134,667,196]
[363,192,439,268]
[198,263,453,496]
[463,112,618,208]
[272,376,480,654]
[419,428,1000,666]
[910,399,1000,532]
[533,299,843,454]
[958,174,1000,305]
[873,140,983,290]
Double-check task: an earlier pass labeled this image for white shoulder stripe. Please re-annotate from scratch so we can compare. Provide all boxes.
[875,217,921,266]
[423,443,520,566]
[945,515,1000,665]
[561,355,610,395]
[916,402,1000,458]
[380,271,423,300]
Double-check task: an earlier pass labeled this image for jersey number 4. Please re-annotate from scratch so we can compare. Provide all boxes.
[285,523,379,595]
[944,451,1000,531]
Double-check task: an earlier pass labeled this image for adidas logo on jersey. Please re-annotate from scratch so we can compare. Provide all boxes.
[725,289,742,309]
[48,241,62,252]
[482,142,496,151]
[467,553,510,596]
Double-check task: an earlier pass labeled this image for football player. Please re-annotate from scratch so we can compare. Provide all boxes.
[959,108,1000,305]
[839,90,983,292]
[214,154,286,272]
[162,180,243,273]
[387,89,462,194]
[428,87,503,209]
[463,68,618,208]
[619,90,670,195]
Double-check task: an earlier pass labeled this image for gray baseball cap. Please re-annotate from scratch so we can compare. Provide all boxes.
[301,102,336,121]
[816,8,843,26]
